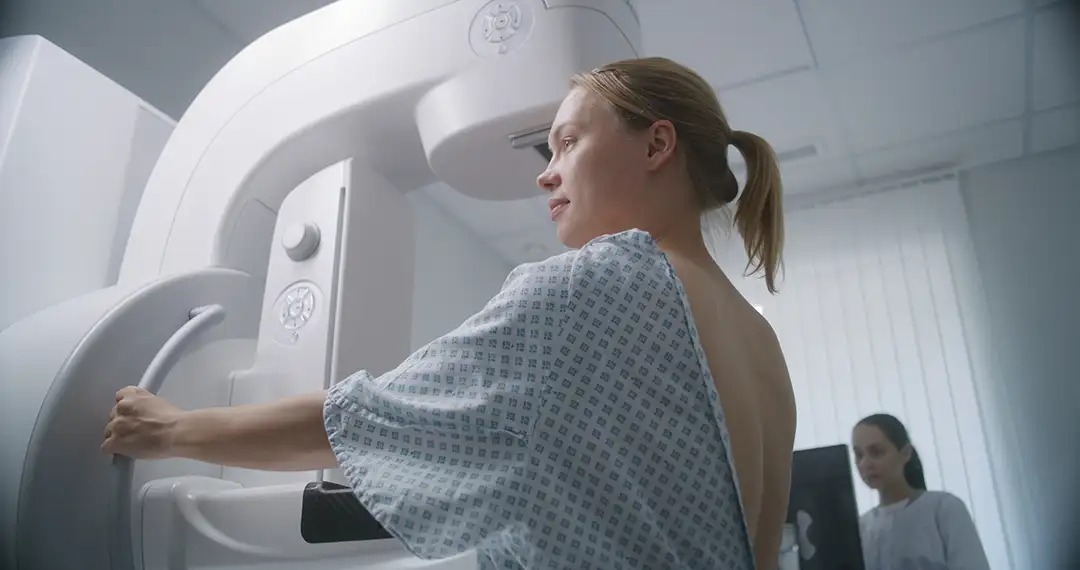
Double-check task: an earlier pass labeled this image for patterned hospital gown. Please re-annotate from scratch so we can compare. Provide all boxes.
[323,229,755,569]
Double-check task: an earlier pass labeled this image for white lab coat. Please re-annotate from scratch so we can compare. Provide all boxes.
[859,491,991,570]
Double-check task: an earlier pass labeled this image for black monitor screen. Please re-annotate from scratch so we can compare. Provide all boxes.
[786,444,865,570]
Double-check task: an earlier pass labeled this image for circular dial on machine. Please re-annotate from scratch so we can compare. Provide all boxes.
[281,222,321,261]
[278,283,316,331]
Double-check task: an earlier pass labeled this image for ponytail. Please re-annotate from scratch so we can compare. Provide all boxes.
[905,446,928,490]
[730,130,784,294]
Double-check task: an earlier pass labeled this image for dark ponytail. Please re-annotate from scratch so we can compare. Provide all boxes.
[905,446,927,491]
[857,413,927,490]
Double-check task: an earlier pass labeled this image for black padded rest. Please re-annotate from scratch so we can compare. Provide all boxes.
[300,481,393,543]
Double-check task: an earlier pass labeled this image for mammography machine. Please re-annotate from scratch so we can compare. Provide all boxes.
[0,1,639,568]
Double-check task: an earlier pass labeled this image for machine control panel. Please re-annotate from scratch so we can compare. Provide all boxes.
[226,163,347,487]
[278,283,316,331]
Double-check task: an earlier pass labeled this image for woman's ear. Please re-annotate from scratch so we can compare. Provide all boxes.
[645,119,678,170]
[900,443,913,463]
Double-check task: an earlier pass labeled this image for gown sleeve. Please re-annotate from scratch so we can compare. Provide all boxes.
[324,230,754,570]
[322,253,575,561]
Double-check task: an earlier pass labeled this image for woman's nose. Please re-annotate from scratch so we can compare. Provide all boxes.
[536,168,560,192]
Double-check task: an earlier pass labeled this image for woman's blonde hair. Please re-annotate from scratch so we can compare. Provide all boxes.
[571,57,785,293]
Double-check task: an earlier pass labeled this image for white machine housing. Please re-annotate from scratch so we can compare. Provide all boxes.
[117,0,640,284]
[0,35,175,332]
[0,1,639,569]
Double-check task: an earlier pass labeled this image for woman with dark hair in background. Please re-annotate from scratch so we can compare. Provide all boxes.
[852,413,990,570]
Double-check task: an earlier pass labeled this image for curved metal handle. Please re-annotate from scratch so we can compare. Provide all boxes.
[136,305,226,393]
[109,304,226,570]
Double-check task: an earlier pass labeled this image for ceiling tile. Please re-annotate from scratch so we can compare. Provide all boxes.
[719,69,850,158]
[824,17,1026,153]
[637,0,813,89]
[854,119,1024,181]
[1032,1,1080,111]
[781,156,859,196]
[1030,103,1079,154]
[798,0,1024,67]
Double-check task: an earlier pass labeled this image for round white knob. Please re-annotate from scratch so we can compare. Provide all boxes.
[281,222,320,261]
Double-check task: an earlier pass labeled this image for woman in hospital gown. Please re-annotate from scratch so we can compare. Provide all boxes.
[853,414,991,570]
[104,57,797,570]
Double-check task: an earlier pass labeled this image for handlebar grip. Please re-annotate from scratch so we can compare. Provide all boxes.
[109,304,226,570]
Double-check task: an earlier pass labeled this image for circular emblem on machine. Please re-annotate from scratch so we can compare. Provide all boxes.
[277,282,317,332]
[470,1,534,58]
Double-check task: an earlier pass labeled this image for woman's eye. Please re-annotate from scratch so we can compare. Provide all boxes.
[562,138,574,149]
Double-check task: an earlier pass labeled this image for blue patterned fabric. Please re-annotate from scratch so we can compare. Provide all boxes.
[324,229,754,569]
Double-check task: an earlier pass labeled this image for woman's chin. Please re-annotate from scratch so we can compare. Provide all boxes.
[556,223,589,250]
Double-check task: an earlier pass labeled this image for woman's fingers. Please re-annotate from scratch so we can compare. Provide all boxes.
[115,385,142,402]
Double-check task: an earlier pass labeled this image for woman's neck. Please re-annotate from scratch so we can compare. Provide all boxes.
[649,214,714,266]
[878,482,917,507]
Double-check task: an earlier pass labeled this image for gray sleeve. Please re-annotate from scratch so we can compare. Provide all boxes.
[937,494,991,570]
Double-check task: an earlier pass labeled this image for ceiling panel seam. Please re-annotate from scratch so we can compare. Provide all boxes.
[1022,0,1037,154]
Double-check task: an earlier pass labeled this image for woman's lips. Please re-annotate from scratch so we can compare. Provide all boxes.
[549,198,569,221]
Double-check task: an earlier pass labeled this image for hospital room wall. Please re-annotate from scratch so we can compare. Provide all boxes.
[0,0,241,119]
[959,145,1080,570]
[408,194,516,351]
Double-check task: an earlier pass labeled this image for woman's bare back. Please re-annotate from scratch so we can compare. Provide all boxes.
[669,254,797,569]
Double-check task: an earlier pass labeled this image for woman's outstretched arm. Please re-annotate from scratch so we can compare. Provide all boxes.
[102,386,337,472]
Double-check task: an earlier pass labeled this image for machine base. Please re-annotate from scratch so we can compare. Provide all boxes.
[139,476,477,569]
